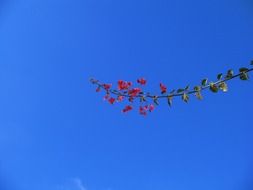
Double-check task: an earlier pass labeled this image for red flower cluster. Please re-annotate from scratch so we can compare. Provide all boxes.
[122,105,133,113]
[103,83,112,90]
[103,95,117,105]
[139,104,155,116]
[128,88,141,97]
[93,78,170,115]
[108,97,115,104]
[118,80,132,90]
[160,83,167,94]
[137,78,147,85]
[117,96,124,102]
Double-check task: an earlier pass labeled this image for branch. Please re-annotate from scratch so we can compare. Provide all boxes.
[90,60,253,115]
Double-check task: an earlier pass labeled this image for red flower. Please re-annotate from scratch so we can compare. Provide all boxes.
[117,96,124,102]
[108,97,116,104]
[160,83,167,94]
[122,105,133,113]
[137,78,147,85]
[139,106,147,116]
[103,83,112,90]
[128,88,141,97]
[139,104,154,115]
[96,87,101,92]
[149,104,155,112]
[103,94,110,100]
[128,82,132,86]
[118,80,132,90]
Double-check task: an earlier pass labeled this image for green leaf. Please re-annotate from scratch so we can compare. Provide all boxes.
[195,91,203,100]
[184,85,190,91]
[177,89,184,93]
[182,93,189,103]
[167,90,175,107]
[140,96,146,102]
[194,86,201,91]
[153,96,159,105]
[225,69,233,79]
[194,86,202,99]
[240,72,249,80]
[217,73,223,80]
[218,82,228,92]
[209,83,219,93]
[201,79,208,86]
[239,67,249,73]
[167,96,173,107]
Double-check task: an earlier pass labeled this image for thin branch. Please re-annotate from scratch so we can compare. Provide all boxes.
[90,67,253,100]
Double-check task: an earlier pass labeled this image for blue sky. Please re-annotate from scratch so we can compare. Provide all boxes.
[0,0,253,190]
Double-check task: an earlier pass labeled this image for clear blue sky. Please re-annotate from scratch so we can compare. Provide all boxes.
[1,0,253,190]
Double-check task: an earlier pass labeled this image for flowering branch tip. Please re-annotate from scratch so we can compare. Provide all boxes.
[90,61,253,116]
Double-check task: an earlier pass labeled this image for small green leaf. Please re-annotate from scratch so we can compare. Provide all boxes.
[194,86,201,91]
[209,83,219,93]
[140,96,146,102]
[225,69,233,79]
[218,82,228,92]
[240,72,249,80]
[217,73,223,80]
[167,90,175,107]
[201,79,208,86]
[194,86,202,99]
[184,85,190,91]
[153,96,159,105]
[177,89,184,93]
[182,93,189,103]
[239,67,249,73]
[167,96,173,107]
[195,91,203,100]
